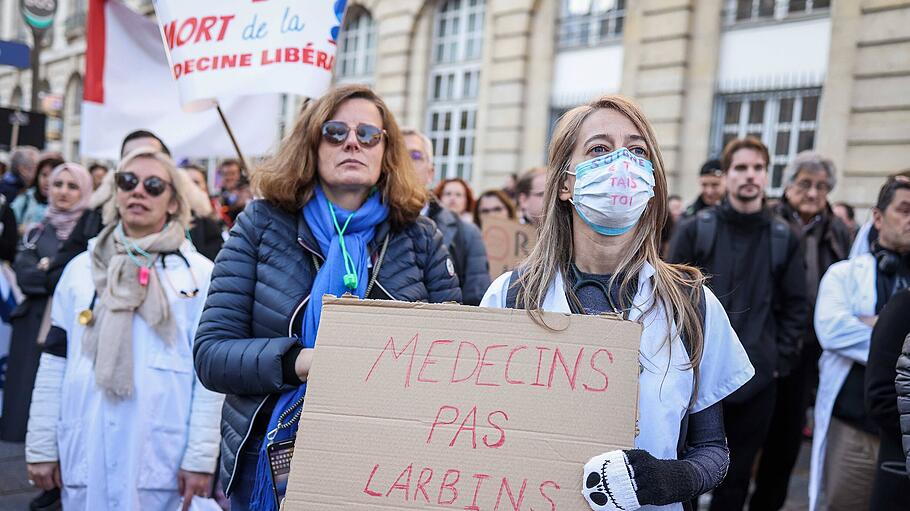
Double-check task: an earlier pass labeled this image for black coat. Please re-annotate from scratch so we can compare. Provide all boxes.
[193,199,461,494]
[189,215,224,261]
[425,200,490,305]
[667,202,807,402]
[0,195,18,263]
[0,223,62,441]
[775,201,852,357]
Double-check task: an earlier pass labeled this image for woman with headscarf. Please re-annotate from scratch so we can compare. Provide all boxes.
[193,85,461,510]
[0,162,93,443]
[24,148,224,511]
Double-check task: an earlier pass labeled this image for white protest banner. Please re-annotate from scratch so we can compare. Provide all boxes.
[82,0,281,160]
[153,0,347,111]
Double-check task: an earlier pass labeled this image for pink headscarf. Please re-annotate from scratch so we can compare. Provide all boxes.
[44,163,93,240]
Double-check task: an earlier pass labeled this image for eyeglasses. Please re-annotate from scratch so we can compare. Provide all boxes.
[479,206,506,214]
[794,180,832,193]
[409,150,425,161]
[115,172,172,197]
[321,121,385,148]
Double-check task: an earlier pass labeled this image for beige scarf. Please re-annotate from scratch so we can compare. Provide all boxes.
[82,222,186,398]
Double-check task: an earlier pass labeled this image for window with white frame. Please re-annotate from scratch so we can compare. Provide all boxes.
[336,6,376,85]
[713,88,822,191]
[724,0,830,26]
[557,0,625,49]
[425,0,484,181]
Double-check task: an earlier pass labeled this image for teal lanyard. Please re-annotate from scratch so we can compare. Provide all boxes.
[115,224,155,269]
[327,204,359,291]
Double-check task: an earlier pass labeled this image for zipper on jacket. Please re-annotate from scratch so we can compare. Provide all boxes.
[227,244,315,495]
[226,396,269,496]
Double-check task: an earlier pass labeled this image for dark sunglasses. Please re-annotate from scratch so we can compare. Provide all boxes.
[115,172,172,197]
[321,121,385,148]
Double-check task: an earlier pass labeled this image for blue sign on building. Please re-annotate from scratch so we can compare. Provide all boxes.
[0,40,30,70]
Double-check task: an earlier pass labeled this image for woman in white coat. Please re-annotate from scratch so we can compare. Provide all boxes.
[24,148,223,511]
[481,95,754,511]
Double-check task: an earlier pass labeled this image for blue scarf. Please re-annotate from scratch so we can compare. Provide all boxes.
[249,186,389,510]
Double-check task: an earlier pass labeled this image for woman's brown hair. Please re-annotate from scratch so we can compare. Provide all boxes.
[517,95,706,376]
[472,189,517,227]
[253,85,426,227]
[433,178,475,215]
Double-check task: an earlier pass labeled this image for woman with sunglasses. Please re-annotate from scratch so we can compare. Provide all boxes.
[481,96,754,511]
[193,85,461,511]
[1,163,93,444]
[25,148,224,511]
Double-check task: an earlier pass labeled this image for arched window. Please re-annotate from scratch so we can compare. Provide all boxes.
[425,0,485,181]
[336,6,377,85]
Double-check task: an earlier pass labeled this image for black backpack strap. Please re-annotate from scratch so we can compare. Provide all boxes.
[769,217,790,278]
[448,219,467,285]
[694,209,717,264]
[504,270,522,309]
[677,283,707,461]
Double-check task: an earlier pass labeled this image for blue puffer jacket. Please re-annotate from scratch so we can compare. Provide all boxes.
[193,199,461,494]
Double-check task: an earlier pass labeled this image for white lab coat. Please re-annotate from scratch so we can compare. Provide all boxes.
[481,262,754,511]
[848,221,873,259]
[25,243,224,511]
[808,253,876,510]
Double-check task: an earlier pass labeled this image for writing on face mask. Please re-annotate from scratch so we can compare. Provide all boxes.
[568,147,655,236]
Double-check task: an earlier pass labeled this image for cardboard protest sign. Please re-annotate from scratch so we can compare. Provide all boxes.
[153,0,346,111]
[482,218,538,280]
[283,297,641,510]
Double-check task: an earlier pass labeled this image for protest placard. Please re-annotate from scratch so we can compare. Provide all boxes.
[482,218,538,280]
[153,0,346,111]
[283,297,641,510]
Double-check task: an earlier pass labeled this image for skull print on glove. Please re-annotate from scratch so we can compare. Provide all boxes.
[582,450,641,511]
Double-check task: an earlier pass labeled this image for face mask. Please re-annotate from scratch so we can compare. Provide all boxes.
[566,147,655,236]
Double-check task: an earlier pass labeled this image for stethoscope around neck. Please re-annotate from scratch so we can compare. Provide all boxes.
[77,250,200,327]
[568,263,637,318]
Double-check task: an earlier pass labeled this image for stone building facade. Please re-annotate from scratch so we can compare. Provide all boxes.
[1,0,908,208]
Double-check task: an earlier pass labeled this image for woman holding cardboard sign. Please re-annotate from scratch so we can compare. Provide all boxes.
[193,85,461,511]
[480,95,755,511]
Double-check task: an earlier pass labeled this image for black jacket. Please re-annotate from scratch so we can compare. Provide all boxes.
[667,202,807,402]
[425,199,490,305]
[0,223,62,441]
[0,172,25,204]
[189,215,224,261]
[775,201,852,357]
[0,196,18,263]
[866,289,910,447]
[897,328,910,474]
[682,195,712,219]
[193,199,461,494]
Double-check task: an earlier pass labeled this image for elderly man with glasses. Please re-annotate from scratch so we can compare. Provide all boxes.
[751,151,854,510]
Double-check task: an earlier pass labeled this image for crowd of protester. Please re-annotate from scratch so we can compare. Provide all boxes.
[0,83,906,511]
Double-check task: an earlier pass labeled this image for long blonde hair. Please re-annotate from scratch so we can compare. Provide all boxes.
[516,95,706,372]
[253,85,426,228]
